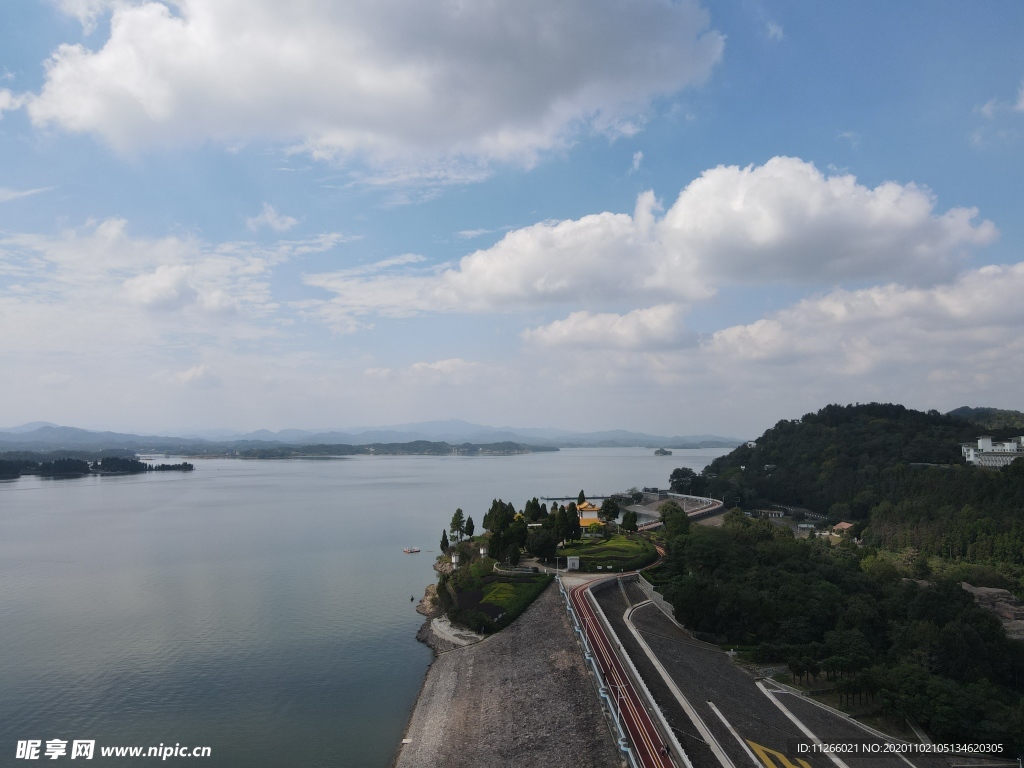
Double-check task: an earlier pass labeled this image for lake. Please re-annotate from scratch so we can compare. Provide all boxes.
[0,447,727,767]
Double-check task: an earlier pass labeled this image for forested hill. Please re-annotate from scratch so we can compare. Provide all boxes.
[656,403,1024,747]
[700,403,1024,565]
[949,406,1024,431]
[706,403,1004,513]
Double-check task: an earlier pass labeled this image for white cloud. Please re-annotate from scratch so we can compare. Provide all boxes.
[523,304,686,350]
[57,0,118,34]
[658,156,995,284]
[303,157,995,328]
[0,89,27,115]
[630,151,644,173]
[0,218,348,357]
[172,364,221,388]
[0,186,53,203]
[706,263,1024,382]
[27,0,724,176]
[1016,80,1024,112]
[123,264,199,310]
[246,203,298,233]
[409,358,478,376]
[766,22,784,41]
[455,229,493,240]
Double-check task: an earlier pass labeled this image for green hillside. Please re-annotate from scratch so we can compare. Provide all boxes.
[948,406,1024,431]
[655,403,1024,749]
[698,403,1024,566]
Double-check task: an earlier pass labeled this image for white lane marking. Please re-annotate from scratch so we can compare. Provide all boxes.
[622,603,737,768]
[706,701,761,768]
[762,685,919,768]
[755,681,851,768]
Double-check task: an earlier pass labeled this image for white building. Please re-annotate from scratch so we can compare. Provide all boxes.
[962,436,1024,468]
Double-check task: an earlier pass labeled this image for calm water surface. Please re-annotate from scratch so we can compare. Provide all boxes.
[0,448,726,767]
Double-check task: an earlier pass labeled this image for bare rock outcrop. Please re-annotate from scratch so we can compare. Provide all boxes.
[962,582,1024,640]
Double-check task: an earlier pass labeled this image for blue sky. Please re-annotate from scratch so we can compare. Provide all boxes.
[1,0,1022,436]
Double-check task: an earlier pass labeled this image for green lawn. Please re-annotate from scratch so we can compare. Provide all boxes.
[558,534,657,572]
[481,575,551,623]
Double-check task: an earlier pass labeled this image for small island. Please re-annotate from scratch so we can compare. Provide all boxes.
[654,447,672,455]
[0,453,193,478]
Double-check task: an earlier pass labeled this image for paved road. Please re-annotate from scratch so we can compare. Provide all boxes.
[567,580,676,767]
[593,579,963,768]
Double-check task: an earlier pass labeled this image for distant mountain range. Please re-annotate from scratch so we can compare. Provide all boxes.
[0,418,743,452]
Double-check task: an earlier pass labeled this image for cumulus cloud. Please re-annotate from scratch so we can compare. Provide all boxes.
[657,156,995,284]
[246,203,298,233]
[523,304,687,350]
[706,263,1024,382]
[27,0,724,175]
[630,151,644,173]
[303,157,996,332]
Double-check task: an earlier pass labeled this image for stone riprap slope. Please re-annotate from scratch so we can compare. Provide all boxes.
[393,584,621,768]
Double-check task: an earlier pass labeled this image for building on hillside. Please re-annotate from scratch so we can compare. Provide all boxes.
[832,522,855,535]
[962,436,1024,468]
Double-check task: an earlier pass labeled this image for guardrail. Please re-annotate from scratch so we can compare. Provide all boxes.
[558,576,642,768]
[588,581,691,767]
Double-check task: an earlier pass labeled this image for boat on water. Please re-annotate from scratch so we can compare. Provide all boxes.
[403,546,421,554]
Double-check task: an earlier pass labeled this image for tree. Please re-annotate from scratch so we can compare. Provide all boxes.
[464,515,475,539]
[440,530,450,553]
[450,508,466,542]
[659,500,690,538]
[621,509,638,532]
[599,497,620,522]
[669,467,708,496]
[526,529,558,560]
[577,489,586,505]
[669,467,696,493]
[554,506,569,542]
[483,498,514,534]
[566,504,582,541]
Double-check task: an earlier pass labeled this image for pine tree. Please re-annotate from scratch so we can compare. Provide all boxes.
[440,529,449,553]
[450,508,466,542]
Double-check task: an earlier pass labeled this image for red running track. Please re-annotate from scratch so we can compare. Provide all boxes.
[569,581,675,768]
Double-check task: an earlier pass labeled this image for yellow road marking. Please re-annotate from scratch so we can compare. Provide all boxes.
[746,739,812,768]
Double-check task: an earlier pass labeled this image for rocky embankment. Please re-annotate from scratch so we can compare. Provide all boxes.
[962,582,1024,640]
[394,584,621,768]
